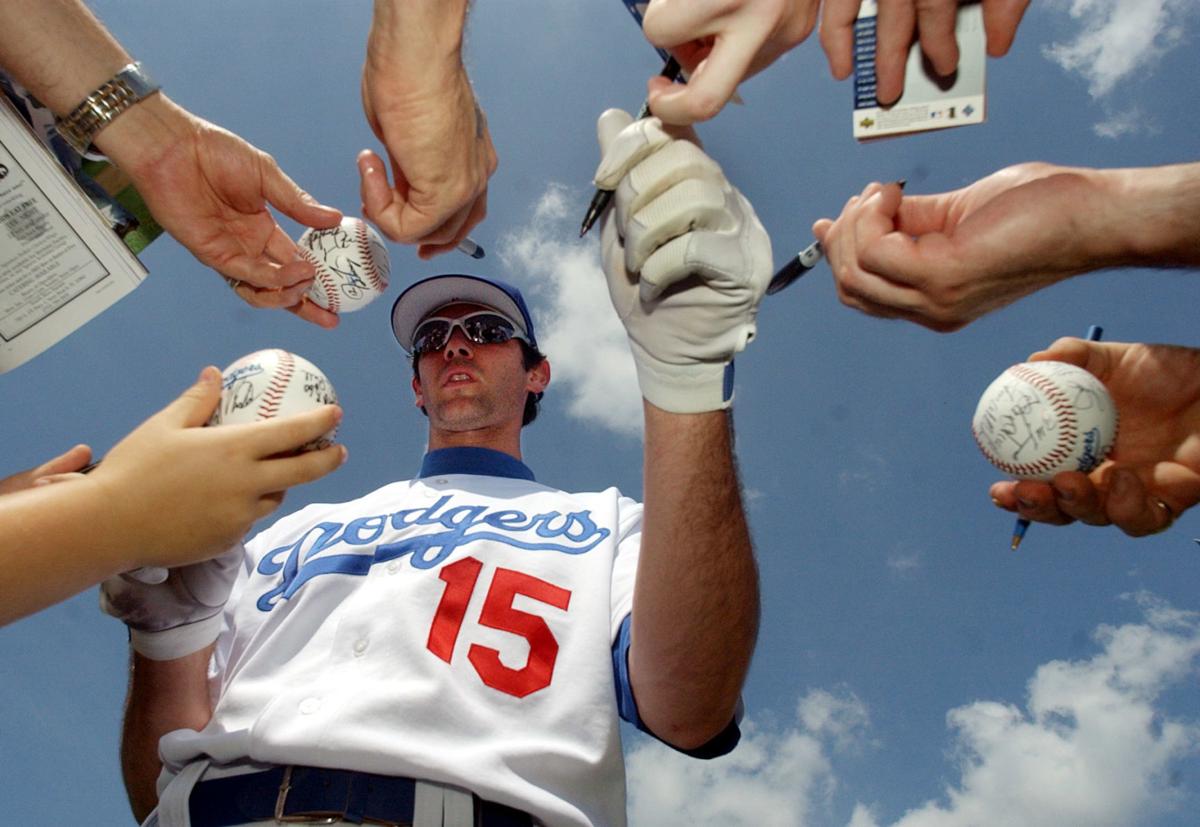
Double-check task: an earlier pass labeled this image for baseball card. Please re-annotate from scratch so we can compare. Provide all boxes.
[852,0,987,140]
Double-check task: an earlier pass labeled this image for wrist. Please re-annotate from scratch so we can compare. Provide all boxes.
[54,61,161,154]
[130,614,224,660]
[92,93,195,181]
[631,342,735,414]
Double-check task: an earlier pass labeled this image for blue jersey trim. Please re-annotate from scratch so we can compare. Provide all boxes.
[418,447,536,482]
[611,614,742,759]
[613,614,639,727]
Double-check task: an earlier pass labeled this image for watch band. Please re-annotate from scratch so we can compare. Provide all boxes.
[55,61,161,153]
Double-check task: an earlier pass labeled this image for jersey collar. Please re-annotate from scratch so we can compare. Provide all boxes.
[418,447,536,482]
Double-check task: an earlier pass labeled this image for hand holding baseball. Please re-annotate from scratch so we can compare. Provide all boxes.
[988,338,1200,537]
[594,108,772,413]
[95,98,344,328]
[88,366,345,570]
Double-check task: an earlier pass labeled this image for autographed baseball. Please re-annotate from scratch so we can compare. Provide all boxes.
[210,349,339,449]
[298,216,390,314]
[972,361,1118,481]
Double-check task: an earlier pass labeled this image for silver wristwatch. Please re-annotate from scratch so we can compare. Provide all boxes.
[54,61,161,153]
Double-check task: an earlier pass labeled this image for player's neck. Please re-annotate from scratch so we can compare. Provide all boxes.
[426,424,523,462]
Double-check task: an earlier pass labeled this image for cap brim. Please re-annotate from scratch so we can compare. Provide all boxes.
[391,275,531,353]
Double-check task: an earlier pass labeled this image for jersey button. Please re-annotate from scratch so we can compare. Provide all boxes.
[387,561,401,574]
[352,638,369,656]
[299,697,321,715]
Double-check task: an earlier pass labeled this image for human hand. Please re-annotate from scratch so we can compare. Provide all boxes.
[814,164,1117,332]
[0,444,92,495]
[594,109,772,413]
[820,0,1029,105]
[96,98,344,329]
[989,338,1200,538]
[358,0,496,258]
[640,0,820,124]
[100,543,242,660]
[88,366,346,570]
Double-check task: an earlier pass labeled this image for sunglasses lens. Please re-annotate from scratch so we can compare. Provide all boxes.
[412,320,450,354]
[412,312,524,354]
[464,314,516,344]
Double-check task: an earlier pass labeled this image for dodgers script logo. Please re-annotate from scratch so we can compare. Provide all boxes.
[255,494,610,610]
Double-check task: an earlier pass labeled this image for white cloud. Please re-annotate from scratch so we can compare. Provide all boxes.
[856,591,1200,827]
[798,688,874,754]
[1044,0,1192,98]
[886,547,924,574]
[626,688,872,827]
[625,593,1200,827]
[499,184,643,437]
[1092,106,1161,139]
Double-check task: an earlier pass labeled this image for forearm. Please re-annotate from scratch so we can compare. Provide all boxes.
[629,403,760,749]
[121,646,215,821]
[0,0,131,112]
[0,482,136,626]
[0,0,197,181]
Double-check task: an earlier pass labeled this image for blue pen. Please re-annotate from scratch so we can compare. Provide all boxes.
[1010,323,1104,550]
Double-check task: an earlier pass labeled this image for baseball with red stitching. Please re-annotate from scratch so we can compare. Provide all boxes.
[972,360,1118,481]
[298,216,391,314]
[209,349,339,449]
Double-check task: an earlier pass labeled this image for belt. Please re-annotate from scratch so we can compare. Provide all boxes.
[188,765,533,827]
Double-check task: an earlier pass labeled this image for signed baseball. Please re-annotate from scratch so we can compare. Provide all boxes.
[298,216,390,314]
[972,361,1118,481]
[210,349,339,449]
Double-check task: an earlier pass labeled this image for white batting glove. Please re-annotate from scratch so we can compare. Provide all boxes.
[99,543,243,660]
[594,108,772,413]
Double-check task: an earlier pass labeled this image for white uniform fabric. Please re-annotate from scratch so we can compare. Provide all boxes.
[154,448,643,827]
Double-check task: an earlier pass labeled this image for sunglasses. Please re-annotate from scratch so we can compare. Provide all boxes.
[412,311,528,355]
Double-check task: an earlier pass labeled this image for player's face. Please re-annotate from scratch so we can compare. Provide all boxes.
[412,303,546,434]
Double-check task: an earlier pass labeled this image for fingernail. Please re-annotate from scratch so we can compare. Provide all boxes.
[893,179,907,190]
[339,445,349,465]
[1017,498,1035,510]
[990,497,1004,508]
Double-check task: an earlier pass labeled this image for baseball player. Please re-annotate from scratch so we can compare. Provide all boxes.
[105,108,772,827]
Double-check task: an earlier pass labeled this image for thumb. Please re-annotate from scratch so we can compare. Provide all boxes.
[593,110,673,191]
[160,366,223,428]
[262,163,342,230]
[597,108,634,159]
[38,444,93,477]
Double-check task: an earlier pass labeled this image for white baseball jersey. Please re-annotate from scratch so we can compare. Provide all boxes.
[156,447,643,827]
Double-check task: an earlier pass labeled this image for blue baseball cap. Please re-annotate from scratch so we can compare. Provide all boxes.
[391,274,538,355]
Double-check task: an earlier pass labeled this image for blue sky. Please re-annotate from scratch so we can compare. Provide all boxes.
[2,1,1199,824]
